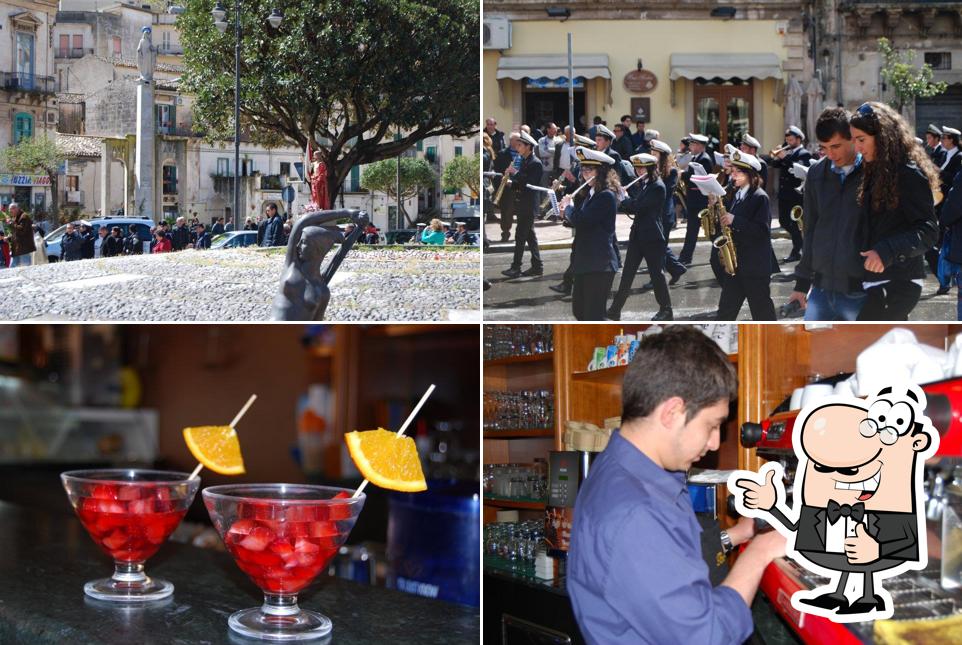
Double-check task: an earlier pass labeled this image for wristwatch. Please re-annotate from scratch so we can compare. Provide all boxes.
[720,530,734,555]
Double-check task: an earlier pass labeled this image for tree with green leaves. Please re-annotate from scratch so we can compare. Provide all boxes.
[877,37,948,114]
[0,135,65,221]
[361,157,435,225]
[442,154,479,200]
[178,0,478,204]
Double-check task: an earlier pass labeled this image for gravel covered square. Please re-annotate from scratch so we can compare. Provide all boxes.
[0,247,480,321]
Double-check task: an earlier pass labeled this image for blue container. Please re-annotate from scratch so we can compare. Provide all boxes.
[387,480,480,606]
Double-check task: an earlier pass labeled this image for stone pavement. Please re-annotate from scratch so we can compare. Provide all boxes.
[483,238,956,321]
[0,246,480,322]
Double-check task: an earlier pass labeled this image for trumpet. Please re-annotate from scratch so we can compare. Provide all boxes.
[699,198,737,275]
[790,204,804,235]
[769,144,790,157]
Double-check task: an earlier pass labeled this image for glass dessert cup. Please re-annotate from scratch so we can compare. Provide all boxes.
[203,484,365,641]
[61,469,199,602]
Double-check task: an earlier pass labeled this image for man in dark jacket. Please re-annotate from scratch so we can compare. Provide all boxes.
[261,203,284,247]
[102,226,125,257]
[211,217,225,236]
[501,131,544,278]
[124,229,143,255]
[78,223,95,259]
[484,117,506,153]
[678,133,715,265]
[8,203,35,267]
[611,123,635,161]
[787,108,866,320]
[60,222,84,261]
[194,223,211,249]
[171,216,191,251]
[492,133,520,242]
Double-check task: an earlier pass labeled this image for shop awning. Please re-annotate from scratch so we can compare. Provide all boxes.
[495,54,612,106]
[669,53,782,81]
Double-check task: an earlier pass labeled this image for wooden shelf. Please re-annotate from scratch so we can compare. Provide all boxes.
[363,324,437,337]
[484,352,554,367]
[308,345,335,358]
[483,496,547,510]
[570,353,738,386]
[483,429,554,439]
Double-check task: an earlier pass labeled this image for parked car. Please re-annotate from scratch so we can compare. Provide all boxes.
[210,231,258,249]
[44,216,155,262]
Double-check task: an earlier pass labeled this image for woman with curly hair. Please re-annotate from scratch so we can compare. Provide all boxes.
[558,147,621,320]
[849,101,940,320]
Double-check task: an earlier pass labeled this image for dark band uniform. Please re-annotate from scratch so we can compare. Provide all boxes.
[650,139,687,280]
[565,147,619,320]
[608,153,671,320]
[679,133,714,264]
[508,131,544,273]
[770,126,812,257]
[927,125,947,168]
[716,151,777,320]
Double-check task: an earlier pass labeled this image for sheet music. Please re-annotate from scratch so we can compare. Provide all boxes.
[690,174,727,197]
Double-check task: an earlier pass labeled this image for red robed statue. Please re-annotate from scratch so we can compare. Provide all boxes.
[308,150,331,211]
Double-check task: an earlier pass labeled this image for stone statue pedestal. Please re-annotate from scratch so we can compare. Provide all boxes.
[134,79,155,219]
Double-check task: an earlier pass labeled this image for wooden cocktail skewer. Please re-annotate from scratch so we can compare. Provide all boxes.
[352,384,436,499]
[188,394,257,480]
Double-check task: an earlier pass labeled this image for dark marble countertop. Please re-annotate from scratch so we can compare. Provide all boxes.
[0,501,478,645]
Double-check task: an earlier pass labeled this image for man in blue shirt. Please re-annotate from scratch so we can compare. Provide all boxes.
[568,326,786,644]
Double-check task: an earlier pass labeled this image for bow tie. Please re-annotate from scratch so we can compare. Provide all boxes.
[826,500,865,524]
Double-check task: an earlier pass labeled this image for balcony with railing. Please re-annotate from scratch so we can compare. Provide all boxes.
[156,124,199,137]
[56,47,93,59]
[1,73,57,95]
[157,44,184,55]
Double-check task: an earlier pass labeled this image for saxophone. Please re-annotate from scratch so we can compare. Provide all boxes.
[790,204,804,235]
[493,174,510,206]
[540,178,564,210]
[673,174,687,212]
[713,200,737,276]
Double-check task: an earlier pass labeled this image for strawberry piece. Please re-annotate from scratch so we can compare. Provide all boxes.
[145,519,168,545]
[90,484,118,500]
[117,485,142,501]
[127,499,156,515]
[269,539,295,558]
[102,529,128,551]
[294,537,320,554]
[227,518,256,537]
[308,521,338,539]
[238,525,274,551]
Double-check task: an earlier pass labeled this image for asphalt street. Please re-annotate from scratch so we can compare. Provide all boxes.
[483,238,956,321]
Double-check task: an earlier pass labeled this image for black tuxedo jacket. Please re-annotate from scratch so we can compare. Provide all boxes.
[770,504,919,562]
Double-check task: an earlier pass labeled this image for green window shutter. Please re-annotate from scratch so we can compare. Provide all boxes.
[13,113,33,144]
[455,146,463,157]
[350,165,360,191]
[416,140,423,151]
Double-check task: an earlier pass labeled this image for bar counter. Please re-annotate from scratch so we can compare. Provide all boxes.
[0,501,478,644]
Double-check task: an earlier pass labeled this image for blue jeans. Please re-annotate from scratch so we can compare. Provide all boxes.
[804,287,866,321]
[10,254,32,268]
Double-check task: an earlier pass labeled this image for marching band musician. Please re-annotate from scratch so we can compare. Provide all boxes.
[939,126,962,198]
[501,131,544,278]
[739,133,768,186]
[594,124,633,185]
[678,133,715,265]
[650,138,688,284]
[550,133,599,297]
[607,153,673,322]
[491,132,521,242]
[559,147,621,320]
[925,124,946,167]
[715,151,777,320]
[769,125,812,263]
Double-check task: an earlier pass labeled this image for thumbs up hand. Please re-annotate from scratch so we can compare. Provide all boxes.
[734,468,778,512]
[844,523,880,564]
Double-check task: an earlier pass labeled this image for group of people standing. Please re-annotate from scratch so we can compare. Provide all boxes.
[484,101,952,321]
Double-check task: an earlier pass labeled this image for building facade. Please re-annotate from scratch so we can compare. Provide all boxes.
[0,0,58,213]
[484,1,962,152]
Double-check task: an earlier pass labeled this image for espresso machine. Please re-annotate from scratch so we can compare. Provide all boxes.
[739,377,962,644]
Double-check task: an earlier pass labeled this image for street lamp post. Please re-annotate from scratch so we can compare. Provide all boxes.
[212,2,282,231]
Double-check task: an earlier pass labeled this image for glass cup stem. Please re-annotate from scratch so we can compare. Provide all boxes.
[262,593,300,617]
[112,561,147,585]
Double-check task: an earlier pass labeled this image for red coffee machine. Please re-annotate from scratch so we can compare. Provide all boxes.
[738,377,962,644]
